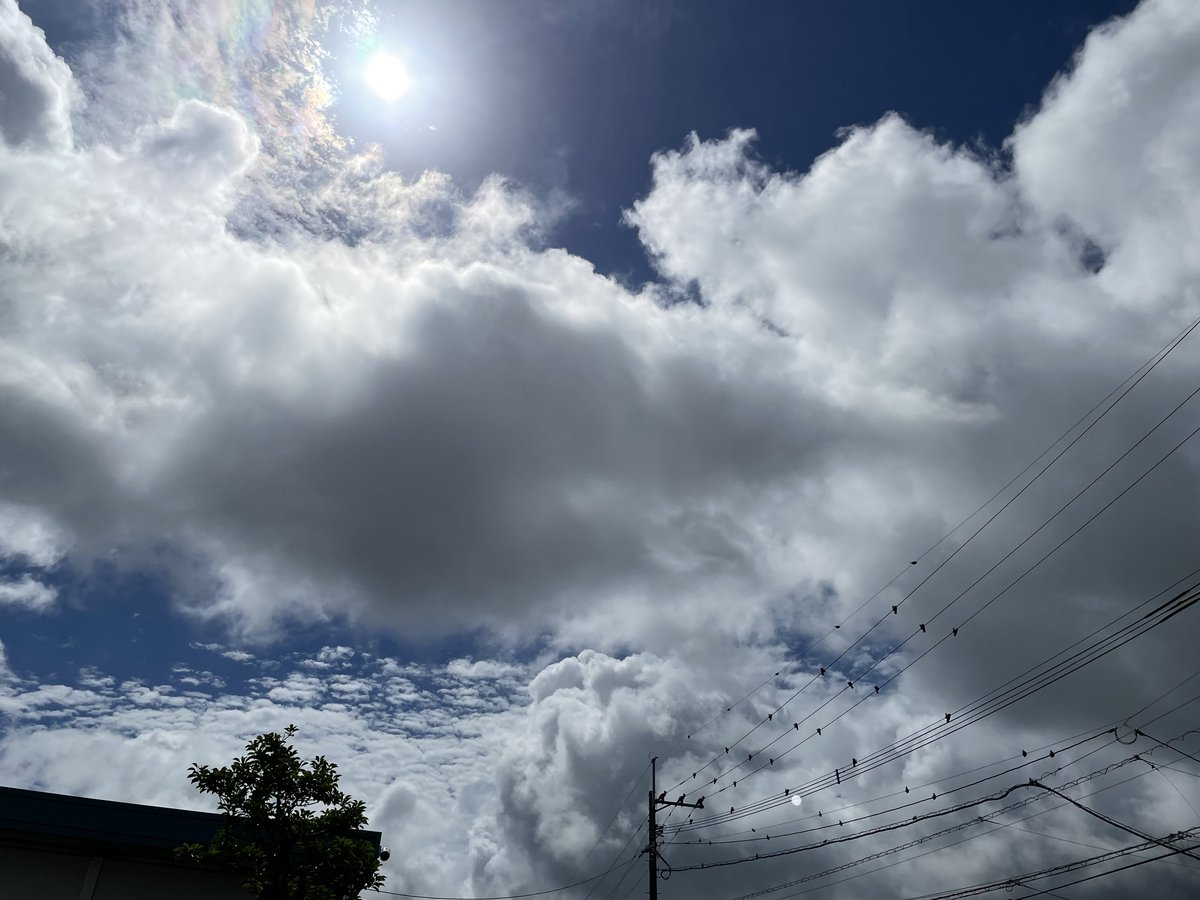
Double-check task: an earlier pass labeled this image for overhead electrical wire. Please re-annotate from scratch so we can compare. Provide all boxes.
[1004,851,1200,900]
[669,738,1195,873]
[732,779,1176,900]
[663,315,1200,771]
[671,386,1200,806]
[732,731,1200,899]
[369,321,1200,900]
[664,315,1200,786]
[568,759,650,900]
[1145,704,1200,738]
[1026,780,1200,861]
[578,696,1196,900]
[902,828,1200,900]
[696,386,1200,796]
[672,731,1113,848]
[677,736,1200,899]
[682,718,1123,844]
[668,573,1200,833]
[598,854,642,900]
[578,662,1200,900]
[586,820,647,900]
[615,867,647,900]
[656,716,1194,896]
[1122,663,1200,723]
[1137,728,1200,765]
[656,681,1198,863]
[674,433,1200,814]
[1157,761,1200,778]
[678,593,1181,827]
[557,328,1200,900]
[727,737,1200,900]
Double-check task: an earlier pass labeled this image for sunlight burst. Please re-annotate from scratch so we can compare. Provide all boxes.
[365,50,411,102]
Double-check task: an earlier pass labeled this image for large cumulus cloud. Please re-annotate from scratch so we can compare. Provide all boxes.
[2,0,1193,651]
[0,0,72,149]
[1,0,843,641]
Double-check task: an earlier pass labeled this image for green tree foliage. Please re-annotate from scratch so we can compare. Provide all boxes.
[178,725,384,900]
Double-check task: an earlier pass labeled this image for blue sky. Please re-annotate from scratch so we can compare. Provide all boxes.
[3,1,1200,898]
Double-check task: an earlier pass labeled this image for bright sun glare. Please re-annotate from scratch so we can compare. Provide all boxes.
[364,50,411,102]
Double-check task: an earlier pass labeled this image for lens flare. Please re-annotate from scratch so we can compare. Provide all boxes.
[365,51,410,101]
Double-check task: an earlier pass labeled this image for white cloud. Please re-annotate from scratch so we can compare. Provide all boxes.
[1013,0,1200,302]
[189,643,254,664]
[0,20,843,642]
[2,642,1196,899]
[445,658,526,680]
[0,0,73,150]
[0,573,56,611]
[130,98,258,198]
[0,503,67,567]
[0,644,530,892]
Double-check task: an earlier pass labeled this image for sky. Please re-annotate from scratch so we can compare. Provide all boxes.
[2,0,1200,898]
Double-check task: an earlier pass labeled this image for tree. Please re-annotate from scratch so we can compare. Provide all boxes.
[178,725,385,900]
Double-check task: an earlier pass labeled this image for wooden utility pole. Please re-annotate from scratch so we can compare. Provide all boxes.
[645,757,704,900]
[648,758,657,900]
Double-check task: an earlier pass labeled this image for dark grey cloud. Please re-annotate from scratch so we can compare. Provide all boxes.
[159,270,840,631]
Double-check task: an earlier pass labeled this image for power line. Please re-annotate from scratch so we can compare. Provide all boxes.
[580,345,1200,900]
[663,315,1200,775]
[1158,762,1200,779]
[667,314,1200,787]
[673,732,1111,848]
[1147,764,1200,820]
[671,743,1178,873]
[720,741,1200,899]
[1123,663,1200,724]
[1027,780,1200,862]
[588,821,647,900]
[599,855,642,900]
[1142,694,1200,731]
[572,760,651,899]
[1007,850,1200,900]
[615,867,647,900]
[385,322,1200,900]
[731,739,1193,900]
[670,573,1200,833]
[673,718,1119,844]
[619,702,1195,897]
[672,677,1200,848]
[904,828,1200,900]
[1137,728,1200,765]
[675,397,1200,807]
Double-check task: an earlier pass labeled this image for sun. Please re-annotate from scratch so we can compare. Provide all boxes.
[364,50,411,102]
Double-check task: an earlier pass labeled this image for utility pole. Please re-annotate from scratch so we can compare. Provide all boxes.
[647,759,657,900]
[645,757,704,900]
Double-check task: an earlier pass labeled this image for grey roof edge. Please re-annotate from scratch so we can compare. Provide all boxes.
[0,784,382,855]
